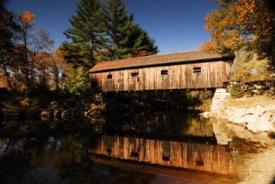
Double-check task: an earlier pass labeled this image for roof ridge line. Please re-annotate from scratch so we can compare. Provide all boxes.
[96,50,208,64]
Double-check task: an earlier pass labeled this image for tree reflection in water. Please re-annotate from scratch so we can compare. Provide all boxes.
[0,119,100,184]
[0,111,219,184]
[104,111,214,138]
[0,119,158,184]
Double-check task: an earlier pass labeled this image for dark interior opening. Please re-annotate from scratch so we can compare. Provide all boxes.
[196,160,204,166]
[161,70,168,75]
[107,73,112,79]
[193,67,201,73]
[106,148,112,154]
[130,150,139,157]
[131,72,139,77]
[162,155,170,161]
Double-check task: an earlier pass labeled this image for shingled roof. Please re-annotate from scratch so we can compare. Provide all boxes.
[89,51,232,73]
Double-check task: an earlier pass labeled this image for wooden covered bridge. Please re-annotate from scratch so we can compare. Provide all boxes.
[89,51,234,92]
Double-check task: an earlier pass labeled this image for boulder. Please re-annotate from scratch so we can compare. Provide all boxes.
[247,120,273,133]
[225,106,275,133]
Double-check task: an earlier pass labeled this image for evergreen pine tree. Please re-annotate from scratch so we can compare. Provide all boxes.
[63,0,104,67]
[125,23,158,57]
[102,0,158,60]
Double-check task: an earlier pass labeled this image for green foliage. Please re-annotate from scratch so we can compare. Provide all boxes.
[63,0,158,67]
[125,23,158,57]
[64,67,88,96]
[230,49,272,81]
[230,83,244,98]
[64,135,84,163]
[186,91,201,105]
[102,0,158,60]
[63,0,103,67]
[187,91,200,99]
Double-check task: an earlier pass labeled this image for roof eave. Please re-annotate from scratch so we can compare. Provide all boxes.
[89,55,234,74]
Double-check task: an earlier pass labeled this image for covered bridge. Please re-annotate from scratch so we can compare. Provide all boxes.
[89,51,233,92]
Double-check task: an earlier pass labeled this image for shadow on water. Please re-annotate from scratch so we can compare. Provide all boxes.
[104,110,214,137]
[0,118,102,184]
[103,110,217,144]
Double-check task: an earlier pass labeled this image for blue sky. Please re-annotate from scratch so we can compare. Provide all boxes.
[6,0,218,54]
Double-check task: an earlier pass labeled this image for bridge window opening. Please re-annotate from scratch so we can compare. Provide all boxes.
[130,149,139,157]
[106,148,112,154]
[162,142,170,161]
[131,72,139,77]
[196,160,204,166]
[107,73,112,79]
[162,155,170,161]
[161,70,168,75]
[193,67,201,73]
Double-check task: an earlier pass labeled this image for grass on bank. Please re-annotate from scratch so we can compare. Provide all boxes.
[225,96,275,108]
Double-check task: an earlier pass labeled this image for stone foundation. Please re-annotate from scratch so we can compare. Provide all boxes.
[226,80,275,97]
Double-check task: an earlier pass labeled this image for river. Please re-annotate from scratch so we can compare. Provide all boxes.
[0,111,238,184]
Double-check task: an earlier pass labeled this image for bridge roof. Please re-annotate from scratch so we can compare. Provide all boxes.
[89,51,232,73]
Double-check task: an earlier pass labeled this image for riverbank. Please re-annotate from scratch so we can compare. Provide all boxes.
[211,94,275,145]
[0,90,97,122]
[236,146,275,184]
[210,93,275,184]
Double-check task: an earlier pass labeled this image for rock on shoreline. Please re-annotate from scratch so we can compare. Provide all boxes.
[211,94,275,135]
[225,105,275,134]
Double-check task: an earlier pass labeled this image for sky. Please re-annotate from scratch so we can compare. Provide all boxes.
[6,0,219,54]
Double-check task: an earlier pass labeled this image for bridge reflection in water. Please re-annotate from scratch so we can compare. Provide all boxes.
[93,111,236,175]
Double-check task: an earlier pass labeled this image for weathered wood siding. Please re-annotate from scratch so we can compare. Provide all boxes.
[90,61,230,92]
[93,134,236,175]
[0,74,8,89]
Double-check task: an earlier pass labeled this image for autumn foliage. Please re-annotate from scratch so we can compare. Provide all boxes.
[203,0,274,65]
[19,11,36,26]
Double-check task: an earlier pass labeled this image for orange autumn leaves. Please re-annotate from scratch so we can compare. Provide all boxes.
[237,0,256,23]
[202,0,274,55]
[19,11,36,26]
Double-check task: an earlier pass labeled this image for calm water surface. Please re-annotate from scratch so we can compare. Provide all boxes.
[0,111,237,184]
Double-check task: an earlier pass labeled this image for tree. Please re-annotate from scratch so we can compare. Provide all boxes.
[64,67,88,96]
[63,0,104,68]
[123,23,158,57]
[203,0,275,68]
[17,11,36,93]
[1,5,55,94]
[63,0,158,67]
[0,4,20,91]
[102,0,158,60]
[17,11,54,93]
[34,52,53,90]
[53,46,71,91]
